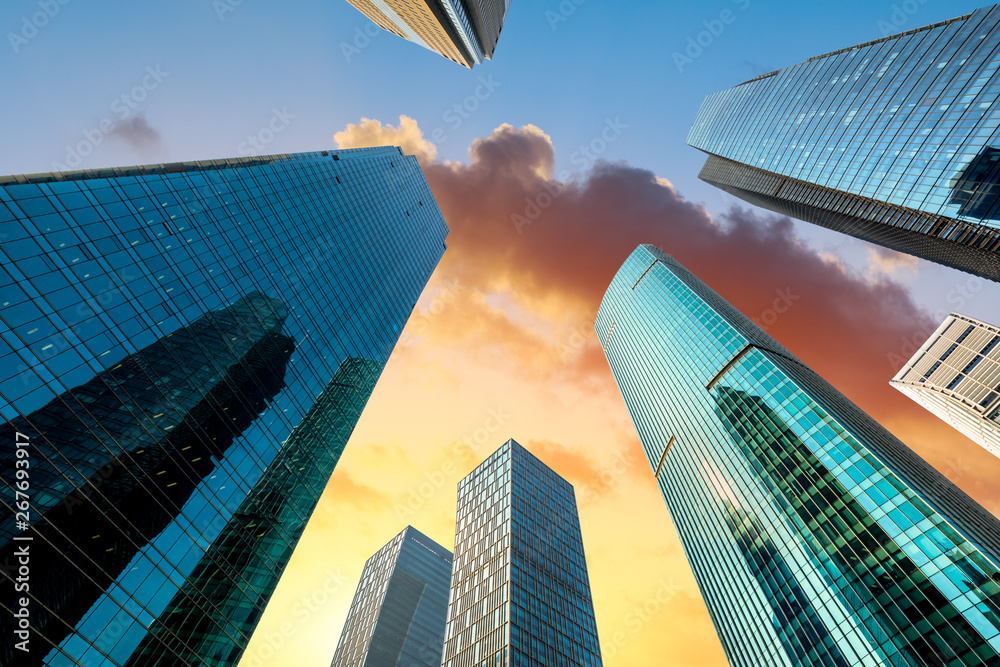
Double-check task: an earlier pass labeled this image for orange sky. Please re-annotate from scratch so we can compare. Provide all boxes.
[238,118,1000,667]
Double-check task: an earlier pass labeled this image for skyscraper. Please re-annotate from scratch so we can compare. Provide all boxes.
[0,147,448,665]
[688,5,1000,282]
[0,292,293,666]
[891,313,1000,460]
[130,358,385,666]
[342,0,511,68]
[331,526,453,667]
[597,244,1000,667]
[441,439,603,667]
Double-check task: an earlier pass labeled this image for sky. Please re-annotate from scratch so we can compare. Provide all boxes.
[3,0,1000,666]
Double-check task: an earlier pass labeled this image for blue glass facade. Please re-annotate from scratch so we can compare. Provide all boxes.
[597,244,1000,667]
[441,440,602,667]
[688,5,1000,281]
[0,147,448,665]
[331,526,453,667]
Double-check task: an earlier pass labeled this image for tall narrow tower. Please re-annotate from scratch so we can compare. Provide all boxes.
[342,0,512,68]
[331,526,453,667]
[597,244,1000,667]
[440,439,603,667]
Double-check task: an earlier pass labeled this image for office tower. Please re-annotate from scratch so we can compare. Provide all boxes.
[891,313,1000,460]
[343,0,511,68]
[597,244,1000,667]
[330,526,453,667]
[441,439,603,667]
[688,5,1000,282]
[0,292,293,665]
[0,147,448,665]
[130,357,384,666]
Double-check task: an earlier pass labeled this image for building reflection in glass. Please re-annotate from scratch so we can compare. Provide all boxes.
[0,293,292,664]
[128,357,383,665]
[951,147,1000,221]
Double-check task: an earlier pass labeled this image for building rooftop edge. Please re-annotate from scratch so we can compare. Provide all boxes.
[891,312,1000,381]
[0,146,407,186]
[733,11,974,88]
[460,437,576,491]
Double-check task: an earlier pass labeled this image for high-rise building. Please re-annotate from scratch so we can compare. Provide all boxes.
[130,357,385,666]
[441,439,603,667]
[0,147,448,665]
[330,526,453,667]
[891,313,1000,460]
[342,0,511,68]
[0,292,294,666]
[688,5,1000,282]
[597,244,1000,667]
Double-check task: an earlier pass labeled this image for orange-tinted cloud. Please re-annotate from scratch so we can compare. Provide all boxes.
[333,115,438,164]
[866,245,921,280]
[245,120,1000,667]
[335,117,1000,512]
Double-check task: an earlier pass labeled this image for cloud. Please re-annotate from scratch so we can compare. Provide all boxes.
[107,113,163,154]
[526,437,650,504]
[866,246,920,281]
[351,117,997,511]
[333,115,437,164]
[410,123,937,406]
[327,470,392,512]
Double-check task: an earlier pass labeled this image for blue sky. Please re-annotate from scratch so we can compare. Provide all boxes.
[2,0,998,321]
[6,2,1000,665]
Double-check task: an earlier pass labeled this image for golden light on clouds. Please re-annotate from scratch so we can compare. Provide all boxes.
[239,119,1000,667]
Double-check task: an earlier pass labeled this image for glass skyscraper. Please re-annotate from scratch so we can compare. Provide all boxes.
[688,5,1000,281]
[331,526,453,667]
[597,244,1000,667]
[342,0,512,68]
[891,313,1000,461]
[0,147,448,665]
[441,439,602,667]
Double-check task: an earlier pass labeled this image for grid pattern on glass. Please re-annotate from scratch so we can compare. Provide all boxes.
[332,525,453,667]
[688,5,1000,280]
[596,244,1000,667]
[441,440,603,667]
[697,154,1000,282]
[343,0,474,67]
[129,357,386,665]
[462,0,513,59]
[0,147,448,666]
[892,313,1000,460]
[342,0,512,67]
